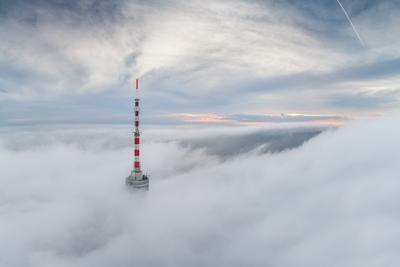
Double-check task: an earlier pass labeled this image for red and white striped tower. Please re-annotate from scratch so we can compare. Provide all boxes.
[133,78,141,172]
[126,78,149,190]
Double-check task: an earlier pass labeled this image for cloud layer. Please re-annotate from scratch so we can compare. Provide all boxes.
[1,114,400,266]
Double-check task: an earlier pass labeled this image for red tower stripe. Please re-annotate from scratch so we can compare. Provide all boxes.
[134,149,140,156]
[136,79,139,90]
[134,138,140,144]
[134,161,141,168]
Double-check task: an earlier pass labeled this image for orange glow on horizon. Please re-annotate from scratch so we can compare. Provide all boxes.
[166,113,347,126]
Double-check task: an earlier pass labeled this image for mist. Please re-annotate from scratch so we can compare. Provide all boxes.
[1,114,400,267]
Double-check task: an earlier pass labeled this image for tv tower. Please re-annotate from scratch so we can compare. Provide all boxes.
[126,78,149,190]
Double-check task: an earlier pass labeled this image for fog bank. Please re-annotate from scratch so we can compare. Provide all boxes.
[1,115,400,267]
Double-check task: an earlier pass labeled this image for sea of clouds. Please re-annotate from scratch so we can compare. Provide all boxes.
[1,114,400,267]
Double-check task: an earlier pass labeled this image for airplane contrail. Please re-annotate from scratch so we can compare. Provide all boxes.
[336,0,365,47]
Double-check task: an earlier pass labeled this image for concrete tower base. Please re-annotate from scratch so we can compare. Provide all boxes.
[126,171,149,191]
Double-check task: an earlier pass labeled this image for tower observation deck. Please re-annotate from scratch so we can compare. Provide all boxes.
[126,78,149,190]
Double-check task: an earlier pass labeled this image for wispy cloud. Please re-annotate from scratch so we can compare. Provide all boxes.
[0,0,400,123]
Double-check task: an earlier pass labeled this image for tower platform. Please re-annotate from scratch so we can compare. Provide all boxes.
[126,171,149,191]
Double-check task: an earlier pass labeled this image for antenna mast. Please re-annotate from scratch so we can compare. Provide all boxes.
[126,78,149,190]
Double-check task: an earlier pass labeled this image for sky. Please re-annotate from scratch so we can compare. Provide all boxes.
[1,0,400,126]
[1,2,400,266]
